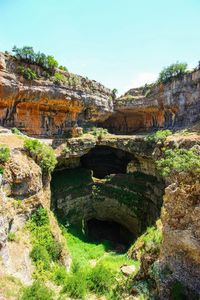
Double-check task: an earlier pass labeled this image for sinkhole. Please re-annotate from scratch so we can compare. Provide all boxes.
[51,145,164,251]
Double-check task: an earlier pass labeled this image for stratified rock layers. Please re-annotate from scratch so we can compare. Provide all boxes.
[102,70,200,133]
[0,52,113,137]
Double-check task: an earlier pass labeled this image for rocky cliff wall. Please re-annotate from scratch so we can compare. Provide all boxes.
[102,70,200,133]
[0,52,113,137]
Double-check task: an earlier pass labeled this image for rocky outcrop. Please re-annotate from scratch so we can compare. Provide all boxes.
[0,52,113,137]
[0,137,70,283]
[102,70,200,134]
[158,171,200,298]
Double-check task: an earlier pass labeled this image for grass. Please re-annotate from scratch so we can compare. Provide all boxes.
[0,275,23,299]
[60,224,138,299]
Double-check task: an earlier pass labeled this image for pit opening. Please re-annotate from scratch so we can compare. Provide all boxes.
[80,145,133,178]
[86,218,134,251]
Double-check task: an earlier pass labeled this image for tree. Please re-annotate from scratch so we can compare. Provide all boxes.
[158,62,188,84]
[112,88,118,99]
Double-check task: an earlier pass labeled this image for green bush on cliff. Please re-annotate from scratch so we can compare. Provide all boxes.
[13,46,59,74]
[17,66,37,80]
[21,281,54,300]
[27,208,62,279]
[0,144,10,163]
[158,62,188,84]
[24,139,57,173]
[53,72,67,85]
[156,147,200,176]
[145,129,172,142]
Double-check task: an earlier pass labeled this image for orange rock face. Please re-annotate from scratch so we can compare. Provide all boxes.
[0,52,113,137]
[102,70,200,134]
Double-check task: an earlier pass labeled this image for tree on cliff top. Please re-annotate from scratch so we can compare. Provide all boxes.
[158,62,188,84]
[12,46,59,74]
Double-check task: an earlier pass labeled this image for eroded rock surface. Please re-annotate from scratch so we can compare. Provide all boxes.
[0,52,113,137]
[103,71,200,133]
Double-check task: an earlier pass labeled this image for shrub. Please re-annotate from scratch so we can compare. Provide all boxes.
[11,127,22,135]
[27,208,62,279]
[87,263,115,295]
[145,129,172,142]
[53,72,67,85]
[90,127,108,139]
[52,264,68,285]
[156,147,200,177]
[13,45,60,75]
[31,207,49,227]
[62,270,87,299]
[20,281,54,300]
[24,139,57,173]
[30,245,50,270]
[59,65,68,72]
[158,62,188,84]
[8,232,16,242]
[0,144,10,163]
[17,66,37,80]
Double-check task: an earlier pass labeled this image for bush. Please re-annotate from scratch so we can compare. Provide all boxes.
[145,129,172,142]
[158,62,187,84]
[53,72,67,85]
[0,144,10,163]
[59,65,68,72]
[24,138,57,173]
[20,281,54,300]
[31,207,49,227]
[87,264,115,295]
[8,232,16,242]
[13,46,60,74]
[90,127,108,140]
[27,208,62,279]
[62,270,87,299]
[11,127,22,135]
[17,66,37,80]
[30,245,50,270]
[156,147,200,177]
[52,264,68,285]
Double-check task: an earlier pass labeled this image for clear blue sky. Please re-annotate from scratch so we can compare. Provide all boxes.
[0,0,200,94]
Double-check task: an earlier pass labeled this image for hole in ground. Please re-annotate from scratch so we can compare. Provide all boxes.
[86,218,135,252]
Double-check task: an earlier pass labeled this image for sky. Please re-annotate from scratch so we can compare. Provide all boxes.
[0,0,200,95]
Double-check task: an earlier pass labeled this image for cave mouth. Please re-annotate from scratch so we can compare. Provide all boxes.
[86,218,135,250]
[80,145,133,179]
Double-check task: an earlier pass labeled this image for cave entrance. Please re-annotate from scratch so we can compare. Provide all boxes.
[86,218,134,250]
[80,145,133,178]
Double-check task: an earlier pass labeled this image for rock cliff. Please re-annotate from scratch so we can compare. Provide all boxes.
[0,52,113,137]
[103,70,200,133]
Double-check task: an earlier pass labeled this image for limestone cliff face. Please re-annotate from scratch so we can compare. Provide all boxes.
[159,171,200,298]
[0,52,113,137]
[103,70,200,133]
[0,136,69,283]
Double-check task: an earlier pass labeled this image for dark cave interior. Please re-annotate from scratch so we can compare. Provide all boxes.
[80,145,133,178]
[86,218,135,249]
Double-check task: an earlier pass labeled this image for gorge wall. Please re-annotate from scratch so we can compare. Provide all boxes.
[1,52,200,137]
[102,70,200,134]
[0,52,113,137]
